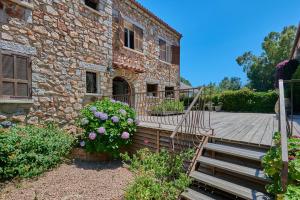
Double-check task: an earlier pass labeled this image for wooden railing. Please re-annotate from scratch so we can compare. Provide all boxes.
[278,79,289,192]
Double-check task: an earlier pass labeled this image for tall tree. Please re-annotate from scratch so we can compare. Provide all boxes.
[180,76,192,86]
[236,26,297,91]
[219,77,242,90]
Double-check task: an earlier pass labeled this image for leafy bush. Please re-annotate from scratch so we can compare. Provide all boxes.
[121,148,193,200]
[213,89,278,113]
[151,100,184,113]
[78,98,137,156]
[262,132,300,198]
[0,124,74,180]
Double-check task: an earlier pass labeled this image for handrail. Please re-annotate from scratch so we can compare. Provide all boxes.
[170,87,206,151]
[278,79,289,192]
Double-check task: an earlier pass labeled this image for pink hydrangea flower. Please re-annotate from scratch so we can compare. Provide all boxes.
[97,127,106,134]
[89,132,97,140]
[121,132,130,139]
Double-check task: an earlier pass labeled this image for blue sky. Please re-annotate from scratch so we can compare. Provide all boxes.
[137,0,300,86]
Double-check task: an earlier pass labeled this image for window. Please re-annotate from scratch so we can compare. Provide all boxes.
[124,21,143,52]
[159,39,172,63]
[165,86,174,98]
[86,71,98,94]
[147,84,158,97]
[84,0,98,10]
[0,52,31,98]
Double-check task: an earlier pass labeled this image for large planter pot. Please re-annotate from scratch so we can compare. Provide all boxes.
[274,98,291,115]
[215,105,222,112]
[71,148,112,162]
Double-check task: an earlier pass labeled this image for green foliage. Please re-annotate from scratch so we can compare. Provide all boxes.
[262,133,300,197]
[236,26,297,91]
[0,125,74,180]
[212,89,278,113]
[180,76,192,86]
[219,77,242,91]
[121,148,193,200]
[78,98,137,157]
[151,100,184,113]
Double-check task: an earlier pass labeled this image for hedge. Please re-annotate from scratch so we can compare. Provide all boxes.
[213,89,278,113]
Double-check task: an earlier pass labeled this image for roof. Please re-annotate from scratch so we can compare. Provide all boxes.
[290,23,300,59]
[180,82,192,90]
[128,0,182,38]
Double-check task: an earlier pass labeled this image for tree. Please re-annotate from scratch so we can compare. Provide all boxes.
[236,26,297,91]
[180,76,192,86]
[219,77,242,90]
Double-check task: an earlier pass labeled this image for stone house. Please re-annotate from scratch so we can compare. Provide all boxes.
[0,0,181,131]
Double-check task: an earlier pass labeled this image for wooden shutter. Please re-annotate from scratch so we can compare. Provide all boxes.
[134,25,143,52]
[172,45,180,65]
[119,13,125,46]
[0,51,31,98]
[159,39,166,61]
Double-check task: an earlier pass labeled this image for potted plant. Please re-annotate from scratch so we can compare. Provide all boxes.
[215,102,223,112]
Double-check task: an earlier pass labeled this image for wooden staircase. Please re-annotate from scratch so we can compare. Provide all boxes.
[181,139,273,200]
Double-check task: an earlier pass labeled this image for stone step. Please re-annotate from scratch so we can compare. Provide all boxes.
[190,171,272,200]
[205,143,265,162]
[198,157,270,183]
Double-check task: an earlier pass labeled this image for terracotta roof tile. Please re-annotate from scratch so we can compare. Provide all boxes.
[113,61,146,73]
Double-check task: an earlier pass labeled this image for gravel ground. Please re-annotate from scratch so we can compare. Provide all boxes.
[0,160,133,200]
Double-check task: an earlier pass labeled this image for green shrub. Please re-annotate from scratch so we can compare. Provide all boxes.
[151,100,184,113]
[262,133,300,197]
[215,89,278,113]
[122,148,193,200]
[0,124,74,180]
[78,98,137,157]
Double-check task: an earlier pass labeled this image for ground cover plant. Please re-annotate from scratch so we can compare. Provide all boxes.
[0,124,74,180]
[121,148,193,200]
[262,132,300,199]
[78,98,138,157]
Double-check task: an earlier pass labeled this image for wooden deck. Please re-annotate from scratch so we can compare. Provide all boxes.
[139,112,300,147]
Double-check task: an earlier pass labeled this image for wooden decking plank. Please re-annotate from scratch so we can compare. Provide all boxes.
[190,171,271,200]
[198,157,270,182]
[205,143,265,161]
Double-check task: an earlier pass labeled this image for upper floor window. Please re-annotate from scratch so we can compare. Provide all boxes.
[85,0,98,10]
[159,39,172,63]
[0,52,31,98]
[124,21,143,52]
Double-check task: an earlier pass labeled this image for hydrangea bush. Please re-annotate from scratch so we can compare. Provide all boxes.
[78,98,138,156]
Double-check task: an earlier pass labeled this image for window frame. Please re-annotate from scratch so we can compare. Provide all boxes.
[146,83,158,97]
[159,39,172,63]
[84,0,99,11]
[85,70,100,95]
[0,50,32,99]
[165,86,175,98]
[124,21,143,52]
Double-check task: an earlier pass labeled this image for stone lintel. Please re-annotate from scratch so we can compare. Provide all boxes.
[0,40,37,55]
[79,61,107,72]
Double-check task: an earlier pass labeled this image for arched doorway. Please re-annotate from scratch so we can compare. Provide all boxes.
[112,77,132,105]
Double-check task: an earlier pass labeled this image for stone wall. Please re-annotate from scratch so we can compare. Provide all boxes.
[112,0,181,94]
[0,0,113,132]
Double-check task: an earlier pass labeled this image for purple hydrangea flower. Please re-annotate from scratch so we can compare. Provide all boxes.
[119,109,127,115]
[80,141,85,147]
[111,116,119,123]
[94,111,102,118]
[81,118,89,125]
[121,132,130,139]
[110,99,116,103]
[99,113,108,121]
[97,127,106,134]
[90,106,97,112]
[89,132,97,140]
[127,118,133,124]
[123,102,129,107]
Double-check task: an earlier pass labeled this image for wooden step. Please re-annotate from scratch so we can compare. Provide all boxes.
[190,171,272,200]
[181,188,217,200]
[198,157,270,183]
[205,143,265,161]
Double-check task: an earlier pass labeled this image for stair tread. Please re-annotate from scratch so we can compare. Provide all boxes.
[190,171,272,200]
[205,143,265,161]
[198,157,270,182]
[181,188,217,200]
